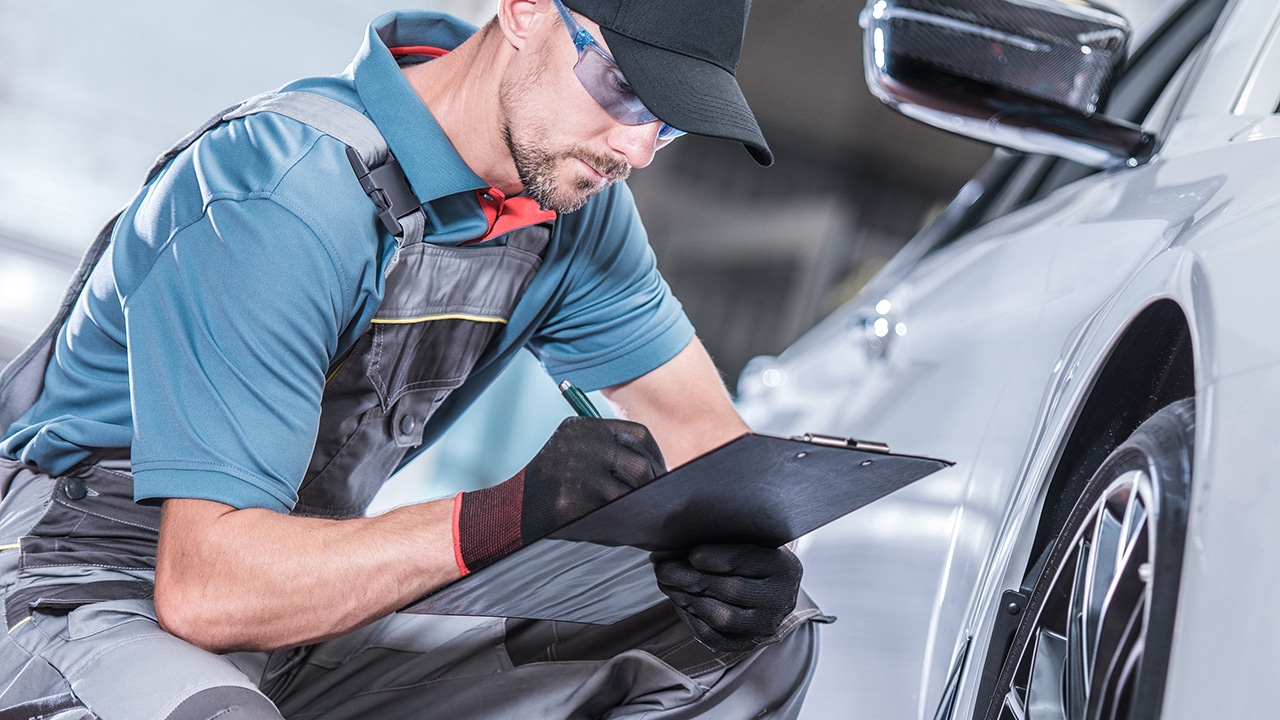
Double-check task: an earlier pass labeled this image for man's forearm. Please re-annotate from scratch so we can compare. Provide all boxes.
[154,496,460,653]
[603,337,749,467]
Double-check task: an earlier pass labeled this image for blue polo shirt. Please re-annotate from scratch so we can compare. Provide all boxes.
[0,10,694,512]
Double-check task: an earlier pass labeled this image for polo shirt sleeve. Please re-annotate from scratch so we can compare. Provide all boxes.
[527,182,695,392]
[124,196,351,512]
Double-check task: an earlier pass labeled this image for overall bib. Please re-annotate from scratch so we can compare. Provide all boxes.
[0,93,819,720]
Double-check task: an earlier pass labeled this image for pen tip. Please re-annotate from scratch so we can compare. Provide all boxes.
[558,380,572,392]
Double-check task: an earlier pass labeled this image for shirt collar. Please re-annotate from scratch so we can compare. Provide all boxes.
[352,11,487,204]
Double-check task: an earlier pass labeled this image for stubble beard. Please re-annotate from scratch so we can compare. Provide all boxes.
[499,65,631,214]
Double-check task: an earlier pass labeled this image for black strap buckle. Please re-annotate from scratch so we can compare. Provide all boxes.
[345,146,422,236]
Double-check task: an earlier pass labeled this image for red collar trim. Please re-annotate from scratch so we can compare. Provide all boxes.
[472,188,557,243]
[388,45,450,60]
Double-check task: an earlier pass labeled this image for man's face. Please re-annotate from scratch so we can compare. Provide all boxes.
[498,57,631,214]
[497,6,663,213]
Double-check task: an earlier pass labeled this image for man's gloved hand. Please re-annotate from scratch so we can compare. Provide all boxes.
[653,544,803,653]
[453,417,665,574]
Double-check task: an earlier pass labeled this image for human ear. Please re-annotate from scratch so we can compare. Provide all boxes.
[497,0,547,50]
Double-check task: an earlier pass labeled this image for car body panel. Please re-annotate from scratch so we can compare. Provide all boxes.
[740,0,1280,716]
[1164,364,1280,719]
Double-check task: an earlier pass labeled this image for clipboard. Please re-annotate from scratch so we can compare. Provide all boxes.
[401,433,951,624]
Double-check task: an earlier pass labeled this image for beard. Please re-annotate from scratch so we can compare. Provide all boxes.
[498,57,631,214]
[503,127,631,214]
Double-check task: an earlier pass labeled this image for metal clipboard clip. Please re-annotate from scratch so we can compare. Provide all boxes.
[792,432,891,454]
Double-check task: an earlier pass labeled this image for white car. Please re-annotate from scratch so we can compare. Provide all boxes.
[736,0,1280,718]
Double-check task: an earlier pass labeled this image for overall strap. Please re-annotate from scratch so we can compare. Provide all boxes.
[502,222,554,257]
[0,91,425,438]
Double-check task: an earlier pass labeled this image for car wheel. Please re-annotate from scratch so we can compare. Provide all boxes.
[981,398,1193,720]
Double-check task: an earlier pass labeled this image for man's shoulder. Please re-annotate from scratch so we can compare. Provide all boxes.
[142,84,375,233]
[125,85,387,288]
[184,83,367,194]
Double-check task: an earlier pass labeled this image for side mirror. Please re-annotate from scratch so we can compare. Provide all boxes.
[861,0,1154,169]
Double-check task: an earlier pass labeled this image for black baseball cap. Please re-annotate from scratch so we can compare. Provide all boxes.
[562,0,772,166]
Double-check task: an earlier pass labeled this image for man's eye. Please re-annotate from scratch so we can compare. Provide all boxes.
[607,68,634,97]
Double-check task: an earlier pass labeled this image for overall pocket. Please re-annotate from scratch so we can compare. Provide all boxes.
[7,456,158,626]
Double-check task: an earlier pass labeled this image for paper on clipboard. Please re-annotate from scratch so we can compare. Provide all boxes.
[401,433,951,624]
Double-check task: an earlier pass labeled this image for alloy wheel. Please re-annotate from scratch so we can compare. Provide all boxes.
[982,399,1192,720]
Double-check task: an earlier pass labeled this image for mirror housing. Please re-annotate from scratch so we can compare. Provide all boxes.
[861,0,1154,168]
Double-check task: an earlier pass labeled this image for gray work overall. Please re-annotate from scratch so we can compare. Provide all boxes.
[0,93,819,720]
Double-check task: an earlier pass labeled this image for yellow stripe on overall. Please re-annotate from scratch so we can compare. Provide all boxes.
[370,313,509,325]
[326,313,509,385]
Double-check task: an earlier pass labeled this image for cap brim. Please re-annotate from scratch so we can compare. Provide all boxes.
[600,27,773,166]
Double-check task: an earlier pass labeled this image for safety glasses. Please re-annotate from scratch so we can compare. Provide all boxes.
[550,0,686,144]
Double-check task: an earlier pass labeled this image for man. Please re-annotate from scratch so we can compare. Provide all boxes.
[0,0,821,717]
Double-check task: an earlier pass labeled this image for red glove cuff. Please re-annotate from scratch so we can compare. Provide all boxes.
[453,470,526,575]
[451,492,468,576]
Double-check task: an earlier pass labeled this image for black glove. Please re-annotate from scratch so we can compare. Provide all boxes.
[453,417,665,574]
[653,543,803,652]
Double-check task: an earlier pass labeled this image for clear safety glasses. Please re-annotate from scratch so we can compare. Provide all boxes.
[550,0,686,144]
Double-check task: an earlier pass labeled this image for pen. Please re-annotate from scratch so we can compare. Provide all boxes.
[559,380,602,418]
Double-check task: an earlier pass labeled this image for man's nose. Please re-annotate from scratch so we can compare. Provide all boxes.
[609,121,663,169]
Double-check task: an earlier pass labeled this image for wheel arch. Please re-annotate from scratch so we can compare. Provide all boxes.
[962,299,1197,720]
[1025,298,1195,580]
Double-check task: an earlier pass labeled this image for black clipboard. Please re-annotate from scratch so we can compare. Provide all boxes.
[401,433,951,624]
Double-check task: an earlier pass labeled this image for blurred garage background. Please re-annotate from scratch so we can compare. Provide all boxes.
[0,1,992,715]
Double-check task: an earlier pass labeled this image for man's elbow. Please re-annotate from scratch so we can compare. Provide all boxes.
[154,497,252,652]
[153,571,241,653]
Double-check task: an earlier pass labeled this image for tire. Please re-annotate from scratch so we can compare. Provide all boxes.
[980,398,1193,720]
